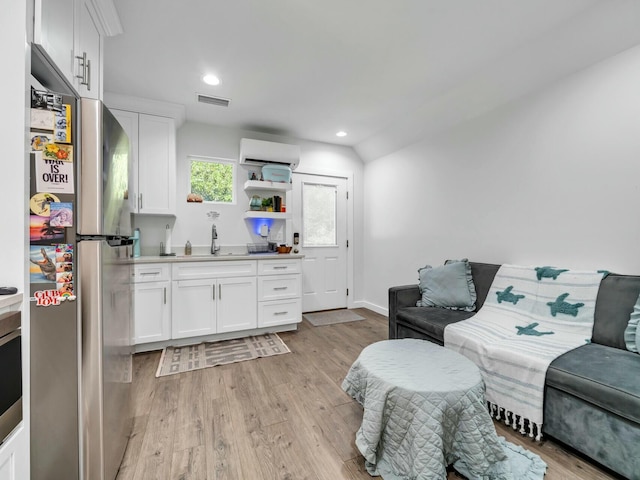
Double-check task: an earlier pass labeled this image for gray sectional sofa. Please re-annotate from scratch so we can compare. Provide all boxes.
[389,262,640,479]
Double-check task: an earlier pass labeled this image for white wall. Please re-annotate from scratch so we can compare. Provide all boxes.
[363,43,640,313]
[134,122,366,300]
[2,1,28,288]
[0,1,29,478]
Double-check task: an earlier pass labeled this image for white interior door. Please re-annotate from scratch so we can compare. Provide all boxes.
[292,173,348,312]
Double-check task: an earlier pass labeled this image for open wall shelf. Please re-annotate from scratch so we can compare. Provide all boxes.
[244,211,291,219]
[244,180,292,192]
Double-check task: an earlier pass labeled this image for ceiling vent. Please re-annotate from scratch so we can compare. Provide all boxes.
[196,93,230,107]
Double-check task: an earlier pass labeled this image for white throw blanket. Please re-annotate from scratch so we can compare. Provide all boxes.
[444,264,605,440]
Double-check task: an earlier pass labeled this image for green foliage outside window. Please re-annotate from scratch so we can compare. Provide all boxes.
[190,158,234,203]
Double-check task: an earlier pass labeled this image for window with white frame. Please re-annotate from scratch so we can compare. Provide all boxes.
[189,156,236,203]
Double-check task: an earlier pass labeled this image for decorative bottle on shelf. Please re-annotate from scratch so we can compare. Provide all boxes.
[250,195,262,211]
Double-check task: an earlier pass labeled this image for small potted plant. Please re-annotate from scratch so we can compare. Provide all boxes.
[261,197,273,212]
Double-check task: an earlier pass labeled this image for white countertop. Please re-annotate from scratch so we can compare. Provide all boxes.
[132,253,304,264]
[0,292,23,309]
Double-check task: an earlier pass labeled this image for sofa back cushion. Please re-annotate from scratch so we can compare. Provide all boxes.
[593,273,640,349]
[469,262,501,311]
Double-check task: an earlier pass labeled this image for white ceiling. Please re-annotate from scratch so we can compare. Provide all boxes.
[103,0,640,162]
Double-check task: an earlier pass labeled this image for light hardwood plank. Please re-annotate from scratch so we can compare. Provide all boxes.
[118,309,618,480]
[173,370,206,451]
[170,445,206,480]
[204,393,241,480]
[132,375,180,480]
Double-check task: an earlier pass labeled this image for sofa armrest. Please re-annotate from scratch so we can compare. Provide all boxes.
[389,285,421,339]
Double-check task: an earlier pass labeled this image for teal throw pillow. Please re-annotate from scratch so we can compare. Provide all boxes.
[416,259,477,312]
[624,291,640,353]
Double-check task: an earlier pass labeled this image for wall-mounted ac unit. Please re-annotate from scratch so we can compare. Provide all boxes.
[239,138,300,170]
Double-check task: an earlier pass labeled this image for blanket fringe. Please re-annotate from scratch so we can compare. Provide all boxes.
[487,402,543,442]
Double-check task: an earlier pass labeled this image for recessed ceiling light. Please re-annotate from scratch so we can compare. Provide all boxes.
[336,131,347,137]
[203,74,220,86]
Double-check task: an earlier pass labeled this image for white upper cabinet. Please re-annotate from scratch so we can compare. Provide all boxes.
[74,0,101,99]
[34,0,76,86]
[138,114,176,214]
[34,0,121,99]
[111,109,176,215]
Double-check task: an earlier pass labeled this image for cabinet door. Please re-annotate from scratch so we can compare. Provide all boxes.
[0,424,28,480]
[75,0,101,99]
[134,281,170,344]
[217,276,257,333]
[34,0,75,86]
[110,109,139,213]
[172,279,215,339]
[138,114,176,214]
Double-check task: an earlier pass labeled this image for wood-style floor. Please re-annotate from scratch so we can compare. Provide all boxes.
[116,308,618,480]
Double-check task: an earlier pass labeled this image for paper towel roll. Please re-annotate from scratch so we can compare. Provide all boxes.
[164,224,171,254]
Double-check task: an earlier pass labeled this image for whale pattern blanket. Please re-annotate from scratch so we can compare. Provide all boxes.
[444,264,606,439]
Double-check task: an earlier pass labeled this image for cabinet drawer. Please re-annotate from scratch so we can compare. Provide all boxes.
[258,274,300,301]
[258,258,301,276]
[258,298,302,328]
[172,261,257,280]
[133,263,170,283]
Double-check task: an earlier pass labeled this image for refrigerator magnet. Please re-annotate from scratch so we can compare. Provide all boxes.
[30,108,54,130]
[42,143,73,162]
[29,215,64,244]
[30,88,63,112]
[35,151,75,194]
[54,105,72,143]
[29,192,60,216]
[33,288,75,306]
[33,289,62,307]
[57,282,75,299]
[29,246,57,283]
[55,244,73,264]
[30,131,54,151]
[49,202,73,227]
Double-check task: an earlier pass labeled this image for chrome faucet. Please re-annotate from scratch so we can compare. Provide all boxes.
[211,224,220,254]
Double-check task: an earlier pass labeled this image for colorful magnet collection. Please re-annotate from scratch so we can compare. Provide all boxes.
[30,88,76,305]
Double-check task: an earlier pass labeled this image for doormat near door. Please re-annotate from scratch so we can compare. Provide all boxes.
[303,309,365,327]
[155,333,290,377]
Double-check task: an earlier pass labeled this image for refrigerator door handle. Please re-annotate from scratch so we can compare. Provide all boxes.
[78,241,104,480]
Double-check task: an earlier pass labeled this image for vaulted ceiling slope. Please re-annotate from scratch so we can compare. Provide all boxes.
[103,0,640,163]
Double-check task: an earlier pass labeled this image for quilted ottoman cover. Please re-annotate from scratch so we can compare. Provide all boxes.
[342,339,511,480]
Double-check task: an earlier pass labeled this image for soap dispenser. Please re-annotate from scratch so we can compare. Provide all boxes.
[185,240,192,256]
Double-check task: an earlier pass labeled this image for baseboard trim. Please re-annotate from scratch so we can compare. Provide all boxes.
[353,300,388,317]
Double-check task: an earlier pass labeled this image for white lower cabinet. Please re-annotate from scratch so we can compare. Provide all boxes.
[171,278,216,338]
[0,424,28,480]
[259,298,302,328]
[217,276,258,333]
[171,261,258,339]
[132,263,171,344]
[133,258,301,348]
[258,259,302,328]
